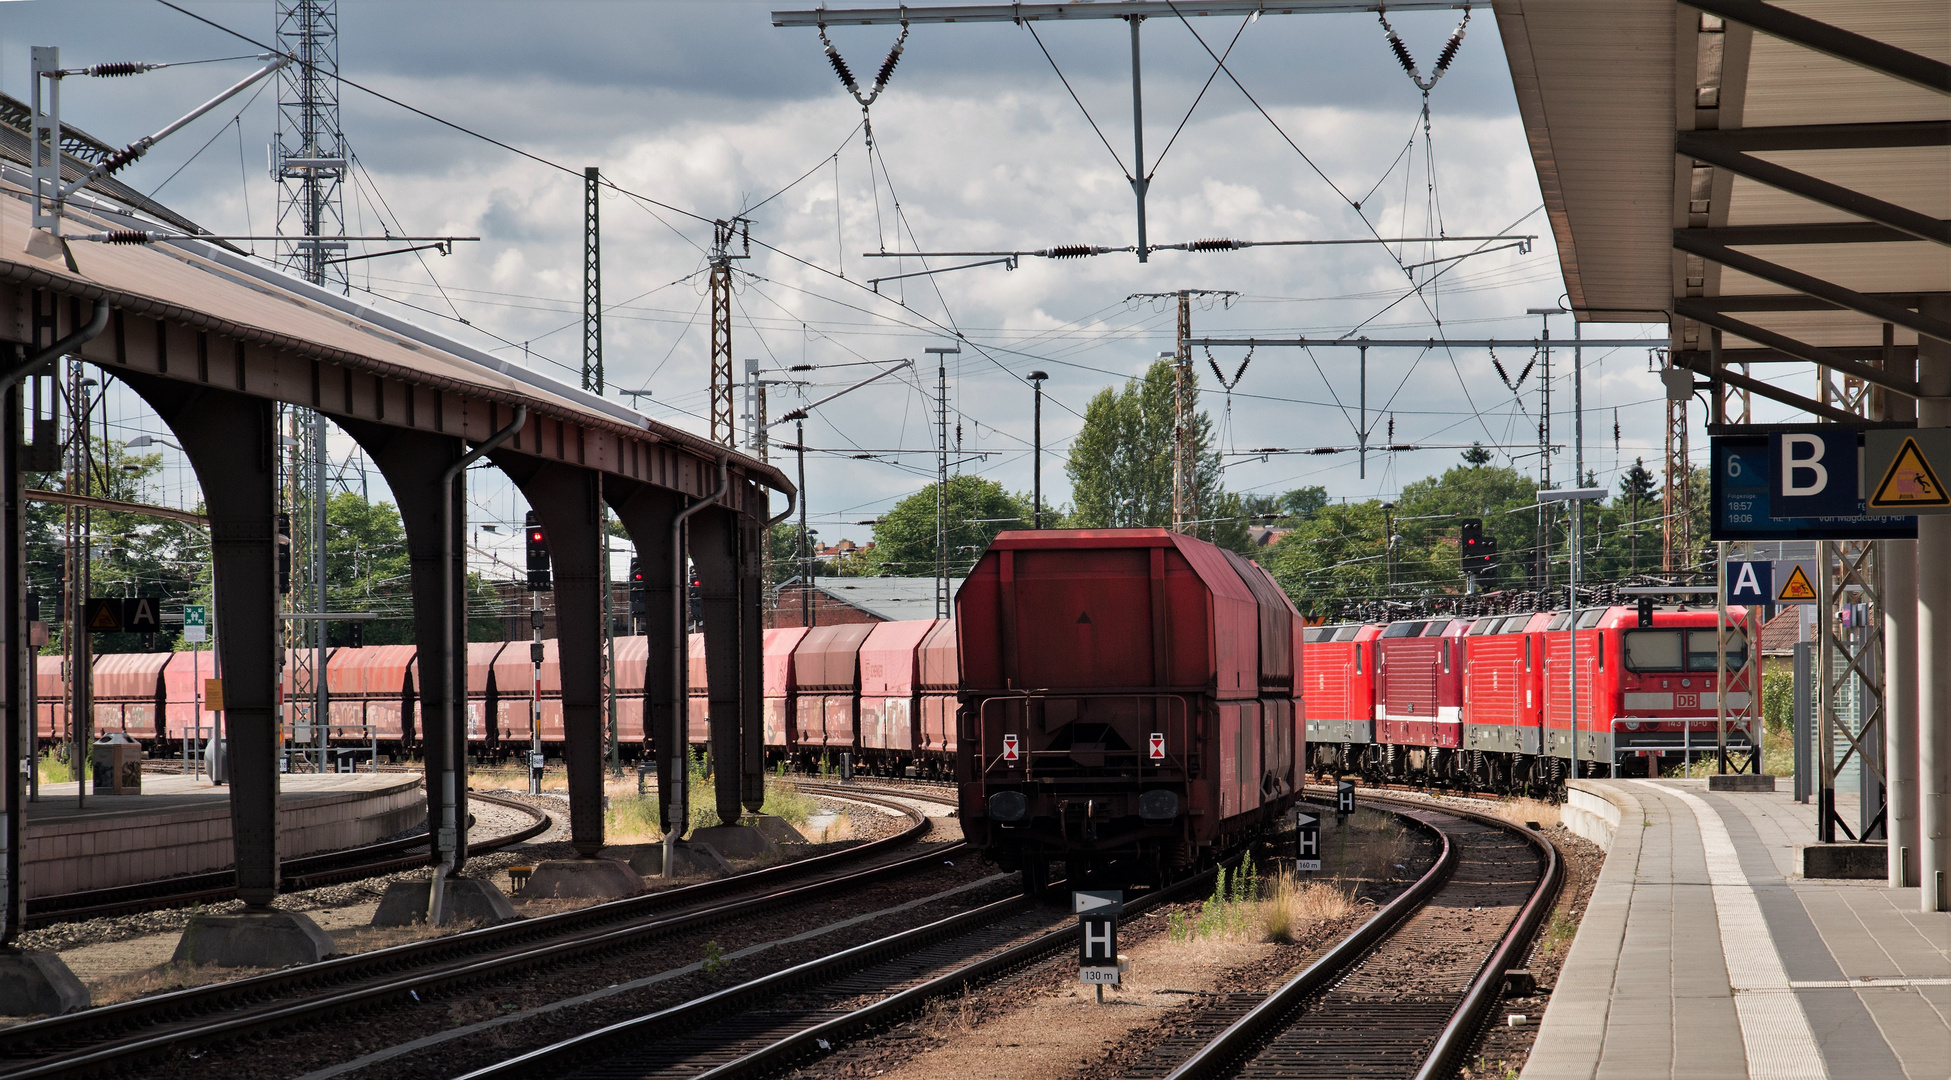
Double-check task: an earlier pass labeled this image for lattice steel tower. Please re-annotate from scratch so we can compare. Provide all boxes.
[274,0,343,768]
[274,0,347,292]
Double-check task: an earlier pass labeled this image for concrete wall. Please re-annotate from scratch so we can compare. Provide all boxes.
[1564,778,1622,850]
[24,777,424,897]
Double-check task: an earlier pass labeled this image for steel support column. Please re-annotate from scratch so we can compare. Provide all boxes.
[691,506,744,826]
[1920,295,1951,911]
[1883,340,1920,887]
[337,420,470,870]
[1,382,23,941]
[605,479,680,832]
[498,457,605,856]
[121,376,281,905]
[739,505,764,814]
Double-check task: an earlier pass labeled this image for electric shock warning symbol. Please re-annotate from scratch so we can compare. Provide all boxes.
[1870,437,1950,509]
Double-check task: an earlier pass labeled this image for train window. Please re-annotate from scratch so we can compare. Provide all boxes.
[1382,622,1427,638]
[1578,608,1605,629]
[1333,625,1362,642]
[1597,631,1606,671]
[1624,629,1684,671]
[1441,639,1451,672]
[1523,636,1532,671]
[1355,644,1363,674]
[1423,620,1451,637]
[1686,630,1749,672]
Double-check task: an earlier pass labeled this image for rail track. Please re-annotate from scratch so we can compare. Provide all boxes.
[22,790,553,927]
[1143,791,1561,1080]
[468,789,1556,1080]
[0,784,956,1080]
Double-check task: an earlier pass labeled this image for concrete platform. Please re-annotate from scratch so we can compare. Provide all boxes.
[1527,779,1950,1080]
[24,772,423,897]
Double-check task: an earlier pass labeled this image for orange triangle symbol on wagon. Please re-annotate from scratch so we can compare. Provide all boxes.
[1776,565,1817,602]
[1871,437,1950,508]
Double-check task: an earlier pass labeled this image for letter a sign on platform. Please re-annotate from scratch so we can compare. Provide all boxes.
[1727,561,1772,605]
[1002,734,1019,762]
[1149,733,1166,760]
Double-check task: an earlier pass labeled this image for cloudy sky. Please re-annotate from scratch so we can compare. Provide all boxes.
[3,0,1674,572]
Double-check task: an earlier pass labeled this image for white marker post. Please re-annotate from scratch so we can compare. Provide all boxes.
[1075,889,1123,1003]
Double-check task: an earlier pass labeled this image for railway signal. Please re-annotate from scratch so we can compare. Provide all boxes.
[1337,779,1355,818]
[1296,811,1321,871]
[1074,889,1123,999]
[277,512,293,594]
[1002,733,1019,762]
[525,512,552,591]
[1148,732,1165,760]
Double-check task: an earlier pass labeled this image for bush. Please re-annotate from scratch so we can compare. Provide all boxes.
[1762,668,1794,732]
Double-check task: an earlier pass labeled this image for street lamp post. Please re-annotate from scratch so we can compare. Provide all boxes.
[1028,371,1048,528]
[1539,486,1608,772]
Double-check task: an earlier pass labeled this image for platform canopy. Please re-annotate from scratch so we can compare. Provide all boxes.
[1494,0,1948,419]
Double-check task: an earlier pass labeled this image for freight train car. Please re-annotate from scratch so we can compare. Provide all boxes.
[956,529,1305,890]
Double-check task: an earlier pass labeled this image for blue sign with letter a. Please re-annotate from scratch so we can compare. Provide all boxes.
[1727,560,1772,604]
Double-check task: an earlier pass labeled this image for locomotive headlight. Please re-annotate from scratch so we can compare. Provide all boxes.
[988,790,1028,822]
[1624,721,1640,730]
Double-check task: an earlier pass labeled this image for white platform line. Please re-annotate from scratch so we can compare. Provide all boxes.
[1641,782,1828,1080]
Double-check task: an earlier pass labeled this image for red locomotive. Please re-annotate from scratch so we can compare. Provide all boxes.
[1304,604,1755,787]
[954,529,1306,889]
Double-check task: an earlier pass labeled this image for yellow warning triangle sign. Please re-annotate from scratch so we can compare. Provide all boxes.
[1871,437,1950,508]
[1776,564,1818,602]
[88,603,120,630]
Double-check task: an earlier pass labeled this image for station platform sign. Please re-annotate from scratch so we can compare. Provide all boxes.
[1711,430,1914,541]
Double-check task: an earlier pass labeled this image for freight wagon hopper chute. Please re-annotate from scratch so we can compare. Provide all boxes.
[957,528,1297,889]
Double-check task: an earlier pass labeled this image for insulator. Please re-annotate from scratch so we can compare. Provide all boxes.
[825,45,859,93]
[103,230,152,244]
[1491,354,1512,387]
[1435,29,1465,74]
[1386,33,1418,79]
[874,42,903,89]
[1188,237,1240,252]
[100,147,142,174]
[1043,244,1096,259]
[87,62,150,78]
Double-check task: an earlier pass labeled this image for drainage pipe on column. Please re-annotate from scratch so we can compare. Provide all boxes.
[1920,296,1951,913]
[667,457,728,879]
[430,406,527,926]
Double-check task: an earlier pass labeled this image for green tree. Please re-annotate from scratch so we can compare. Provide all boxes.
[1066,360,1230,542]
[868,475,1031,578]
[29,439,204,655]
[1461,442,1493,466]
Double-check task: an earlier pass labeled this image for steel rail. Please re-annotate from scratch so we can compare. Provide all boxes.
[0,788,950,1078]
[1163,789,1559,1080]
[470,799,1446,1080]
[1160,807,1455,1080]
[21,791,550,926]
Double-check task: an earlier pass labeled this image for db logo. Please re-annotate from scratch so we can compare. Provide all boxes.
[1149,733,1166,760]
[1677,693,1699,710]
[1002,734,1019,762]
